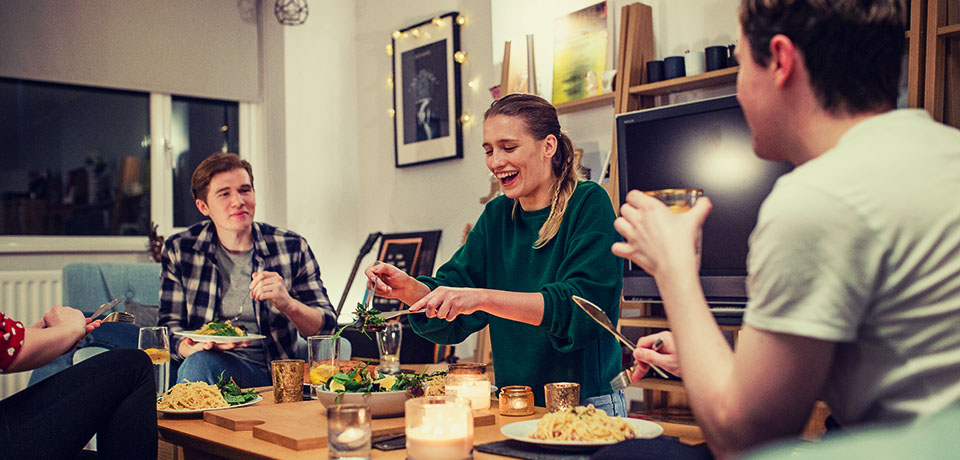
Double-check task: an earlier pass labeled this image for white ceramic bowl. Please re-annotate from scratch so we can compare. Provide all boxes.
[313,388,410,418]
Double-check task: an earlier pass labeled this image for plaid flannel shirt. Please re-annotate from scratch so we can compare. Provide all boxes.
[159,221,336,362]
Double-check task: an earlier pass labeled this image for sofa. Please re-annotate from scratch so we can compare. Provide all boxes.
[27,263,162,387]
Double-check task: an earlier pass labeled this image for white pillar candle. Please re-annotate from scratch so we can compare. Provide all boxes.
[446,378,491,410]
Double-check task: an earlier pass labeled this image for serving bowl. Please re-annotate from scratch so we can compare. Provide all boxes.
[313,388,410,418]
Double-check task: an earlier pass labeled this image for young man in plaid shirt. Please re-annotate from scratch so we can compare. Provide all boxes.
[159,153,336,386]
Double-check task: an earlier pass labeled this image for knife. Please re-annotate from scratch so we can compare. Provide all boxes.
[572,295,670,379]
[89,298,125,320]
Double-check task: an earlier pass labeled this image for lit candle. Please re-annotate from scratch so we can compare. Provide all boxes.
[499,385,534,416]
[406,397,474,460]
[445,362,491,411]
[446,379,491,410]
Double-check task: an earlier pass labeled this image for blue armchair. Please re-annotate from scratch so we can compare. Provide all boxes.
[27,263,162,386]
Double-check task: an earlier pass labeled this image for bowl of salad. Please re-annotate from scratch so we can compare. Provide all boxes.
[312,362,445,418]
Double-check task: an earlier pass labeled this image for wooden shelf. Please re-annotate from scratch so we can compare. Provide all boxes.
[939,24,960,39]
[620,316,742,332]
[627,67,738,97]
[555,93,615,114]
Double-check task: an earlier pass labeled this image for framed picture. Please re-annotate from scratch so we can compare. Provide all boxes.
[374,230,442,311]
[392,12,463,167]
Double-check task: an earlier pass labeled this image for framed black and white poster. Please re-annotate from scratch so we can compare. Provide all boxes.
[392,12,463,167]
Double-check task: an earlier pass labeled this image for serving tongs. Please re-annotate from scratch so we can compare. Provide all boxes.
[571,295,671,384]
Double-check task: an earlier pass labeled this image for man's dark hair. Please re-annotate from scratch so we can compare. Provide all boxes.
[739,0,906,114]
[191,153,254,202]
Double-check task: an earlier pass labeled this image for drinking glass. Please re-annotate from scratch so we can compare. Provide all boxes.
[376,322,402,375]
[271,359,305,403]
[327,404,371,460]
[138,326,170,395]
[544,382,580,413]
[644,188,704,267]
[308,335,340,398]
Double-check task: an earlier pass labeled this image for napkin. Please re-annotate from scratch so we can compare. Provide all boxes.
[474,440,591,460]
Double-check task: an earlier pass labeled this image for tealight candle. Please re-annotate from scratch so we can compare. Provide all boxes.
[405,396,474,460]
[445,362,491,411]
[499,385,534,416]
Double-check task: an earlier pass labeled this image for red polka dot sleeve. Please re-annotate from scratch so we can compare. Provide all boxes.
[0,312,25,373]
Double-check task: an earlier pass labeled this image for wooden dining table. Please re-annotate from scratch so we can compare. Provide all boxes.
[157,390,547,460]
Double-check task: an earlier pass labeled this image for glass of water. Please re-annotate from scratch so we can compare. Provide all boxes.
[376,321,402,375]
[327,404,371,460]
[138,326,170,395]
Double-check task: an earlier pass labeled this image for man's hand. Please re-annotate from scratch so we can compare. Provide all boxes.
[178,337,249,358]
[612,191,712,279]
[250,271,294,310]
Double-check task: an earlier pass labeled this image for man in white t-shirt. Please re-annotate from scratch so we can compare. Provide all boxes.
[611,1,960,459]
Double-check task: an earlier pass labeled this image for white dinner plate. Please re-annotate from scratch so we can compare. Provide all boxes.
[500,417,663,448]
[174,331,266,344]
[157,394,263,415]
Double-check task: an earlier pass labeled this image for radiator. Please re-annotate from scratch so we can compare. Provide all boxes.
[0,270,61,399]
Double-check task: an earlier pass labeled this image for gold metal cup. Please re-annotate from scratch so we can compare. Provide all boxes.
[271,359,305,403]
[544,382,580,413]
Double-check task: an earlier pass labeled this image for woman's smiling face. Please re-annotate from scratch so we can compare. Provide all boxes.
[482,114,557,210]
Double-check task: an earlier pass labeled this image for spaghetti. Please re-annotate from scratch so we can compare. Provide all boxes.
[531,405,637,442]
[157,381,229,410]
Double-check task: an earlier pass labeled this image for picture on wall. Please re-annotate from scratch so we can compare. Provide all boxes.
[392,12,463,167]
[552,2,609,104]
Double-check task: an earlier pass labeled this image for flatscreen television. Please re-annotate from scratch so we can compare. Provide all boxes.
[616,95,793,304]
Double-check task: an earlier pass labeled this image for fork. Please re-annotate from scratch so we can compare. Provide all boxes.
[102,311,136,324]
[610,338,666,392]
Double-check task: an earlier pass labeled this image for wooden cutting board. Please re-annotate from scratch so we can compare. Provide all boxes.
[203,392,497,451]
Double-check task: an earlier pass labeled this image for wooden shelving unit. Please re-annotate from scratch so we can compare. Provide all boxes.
[924,0,960,127]
[554,93,615,114]
[627,67,738,97]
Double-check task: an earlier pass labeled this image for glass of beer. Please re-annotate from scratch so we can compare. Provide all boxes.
[138,326,170,395]
[644,188,704,267]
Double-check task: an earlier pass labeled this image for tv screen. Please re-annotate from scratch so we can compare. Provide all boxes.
[616,95,792,303]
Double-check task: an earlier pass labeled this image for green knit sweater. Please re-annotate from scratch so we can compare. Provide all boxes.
[409,181,623,406]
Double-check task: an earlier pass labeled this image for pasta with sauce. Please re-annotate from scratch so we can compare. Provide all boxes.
[531,405,637,442]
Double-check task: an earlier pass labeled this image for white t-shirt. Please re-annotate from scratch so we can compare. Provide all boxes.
[743,109,960,426]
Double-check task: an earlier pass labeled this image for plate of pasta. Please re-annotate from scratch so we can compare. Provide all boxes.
[174,320,266,344]
[157,373,263,415]
[500,405,663,448]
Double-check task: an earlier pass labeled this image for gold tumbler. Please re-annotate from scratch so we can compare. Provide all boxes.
[544,382,580,413]
[271,359,305,403]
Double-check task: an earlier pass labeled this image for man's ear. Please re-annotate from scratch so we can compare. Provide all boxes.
[769,34,796,88]
[196,198,210,216]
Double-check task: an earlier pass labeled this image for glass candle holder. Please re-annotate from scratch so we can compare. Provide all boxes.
[498,385,534,416]
[271,359,305,403]
[405,396,474,460]
[327,404,371,460]
[544,382,580,413]
[444,362,490,410]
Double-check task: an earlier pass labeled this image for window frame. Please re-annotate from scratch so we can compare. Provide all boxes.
[0,91,258,253]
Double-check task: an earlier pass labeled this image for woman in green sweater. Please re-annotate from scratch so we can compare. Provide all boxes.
[365,93,624,414]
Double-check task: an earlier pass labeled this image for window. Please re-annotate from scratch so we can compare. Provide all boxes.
[0,78,240,237]
[0,78,150,236]
[170,96,239,228]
